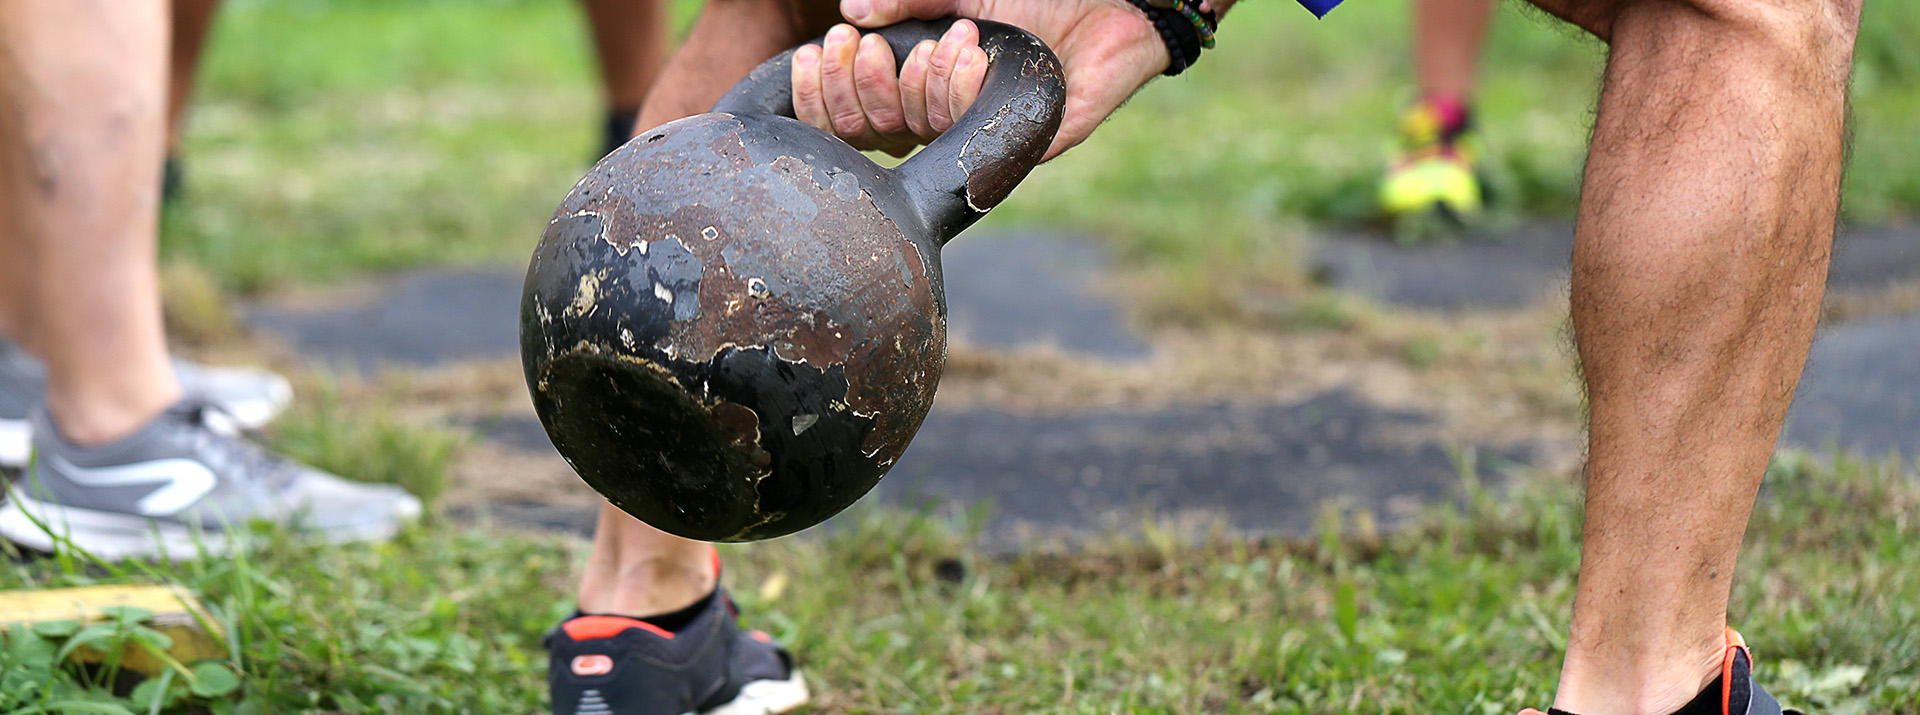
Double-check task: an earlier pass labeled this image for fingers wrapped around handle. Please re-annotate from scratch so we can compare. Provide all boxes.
[712,18,1066,243]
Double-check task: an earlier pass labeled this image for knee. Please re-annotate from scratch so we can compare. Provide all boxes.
[1668,0,1856,58]
[1691,0,1859,54]
[1558,0,1859,63]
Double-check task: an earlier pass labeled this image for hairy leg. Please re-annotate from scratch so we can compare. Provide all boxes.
[1413,0,1496,101]
[579,0,672,121]
[0,0,183,445]
[168,0,222,149]
[575,0,833,617]
[1535,0,1860,712]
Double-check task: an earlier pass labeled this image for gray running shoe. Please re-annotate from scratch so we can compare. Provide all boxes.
[0,338,293,468]
[0,359,31,468]
[0,400,421,560]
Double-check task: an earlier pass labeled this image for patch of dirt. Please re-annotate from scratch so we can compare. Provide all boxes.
[939,300,1586,475]
[178,329,580,514]
[183,277,1588,522]
[444,440,601,511]
[263,357,586,512]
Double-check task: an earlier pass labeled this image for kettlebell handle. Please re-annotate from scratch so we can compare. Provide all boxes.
[711,19,1066,243]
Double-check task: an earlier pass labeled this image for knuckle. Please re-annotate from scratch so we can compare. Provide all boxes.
[898,69,927,93]
[852,70,892,95]
[830,112,869,136]
[820,57,852,81]
[927,50,956,72]
[792,78,822,102]
[870,113,907,134]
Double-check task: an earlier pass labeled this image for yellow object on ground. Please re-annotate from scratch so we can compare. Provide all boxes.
[0,583,228,674]
[1380,97,1485,220]
[1380,154,1483,218]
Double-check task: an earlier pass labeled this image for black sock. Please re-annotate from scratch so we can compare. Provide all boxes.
[1670,675,1729,715]
[1548,675,1727,715]
[600,107,640,159]
[573,587,714,635]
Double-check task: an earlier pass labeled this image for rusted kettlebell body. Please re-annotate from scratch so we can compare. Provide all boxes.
[521,20,1065,541]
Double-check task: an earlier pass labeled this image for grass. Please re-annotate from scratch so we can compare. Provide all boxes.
[19,1,1916,712]
[267,379,465,508]
[4,452,1917,713]
[163,0,1920,308]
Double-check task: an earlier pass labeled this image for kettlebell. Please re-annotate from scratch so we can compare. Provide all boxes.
[520,19,1065,541]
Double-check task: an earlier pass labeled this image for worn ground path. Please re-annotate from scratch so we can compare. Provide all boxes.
[243,222,1920,543]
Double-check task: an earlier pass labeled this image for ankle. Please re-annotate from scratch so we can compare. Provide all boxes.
[1553,631,1726,715]
[45,387,179,446]
[577,551,718,618]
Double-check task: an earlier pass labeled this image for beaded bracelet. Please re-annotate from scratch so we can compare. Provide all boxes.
[1156,0,1217,49]
[1125,0,1218,76]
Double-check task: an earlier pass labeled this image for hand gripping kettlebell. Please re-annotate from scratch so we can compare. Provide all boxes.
[520,20,1065,541]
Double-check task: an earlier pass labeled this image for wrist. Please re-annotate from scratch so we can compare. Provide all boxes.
[1123,0,1217,76]
[1114,2,1174,76]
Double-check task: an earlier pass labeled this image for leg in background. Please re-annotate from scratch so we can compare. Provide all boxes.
[0,0,183,445]
[581,0,672,119]
[580,0,673,155]
[1537,0,1860,712]
[1413,0,1496,101]
[1381,0,1497,221]
[575,0,832,618]
[167,0,222,151]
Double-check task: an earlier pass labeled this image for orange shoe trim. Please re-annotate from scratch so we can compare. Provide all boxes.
[1722,627,1749,715]
[563,615,674,641]
[1522,628,1753,715]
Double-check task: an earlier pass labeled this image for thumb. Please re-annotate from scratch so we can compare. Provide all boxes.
[840,0,964,27]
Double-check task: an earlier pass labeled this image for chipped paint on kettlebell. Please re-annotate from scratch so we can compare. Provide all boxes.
[522,19,1063,542]
[523,114,946,541]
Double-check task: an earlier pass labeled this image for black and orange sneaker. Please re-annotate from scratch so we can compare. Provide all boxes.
[546,588,808,715]
[1519,628,1800,715]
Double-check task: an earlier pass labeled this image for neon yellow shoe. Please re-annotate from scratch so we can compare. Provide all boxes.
[1379,95,1483,221]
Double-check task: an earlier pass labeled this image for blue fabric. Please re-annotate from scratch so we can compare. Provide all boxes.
[1295,0,1344,17]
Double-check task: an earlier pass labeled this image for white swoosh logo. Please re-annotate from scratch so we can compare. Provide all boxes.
[46,454,218,516]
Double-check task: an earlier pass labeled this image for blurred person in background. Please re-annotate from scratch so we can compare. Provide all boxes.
[161,0,675,200]
[6,0,684,472]
[1378,0,1495,222]
[0,0,421,561]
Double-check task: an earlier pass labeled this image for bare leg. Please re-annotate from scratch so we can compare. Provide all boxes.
[1526,0,1861,712]
[1413,0,1496,101]
[0,0,183,445]
[167,0,222,150]
[575,0,833,617]
[579,0,671,123]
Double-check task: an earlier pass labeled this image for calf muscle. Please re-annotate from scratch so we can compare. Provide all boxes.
[1549,0,1857,712]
